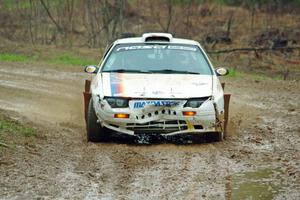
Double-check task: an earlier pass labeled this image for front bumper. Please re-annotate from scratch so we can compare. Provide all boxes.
[93,97,224,136]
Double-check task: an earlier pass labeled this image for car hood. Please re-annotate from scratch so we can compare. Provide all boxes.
[101,73,212,98]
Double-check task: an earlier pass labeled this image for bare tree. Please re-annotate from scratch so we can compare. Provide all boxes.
[101,0,125,45]
[40,0,63,33]
[150,0,174,33]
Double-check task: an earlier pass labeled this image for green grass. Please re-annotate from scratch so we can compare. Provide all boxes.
[2,0,31,9]
[0,116,37,148]
[224,68,283,81]
[0,117,37,138]
[227,68,238,77]
[0,54,29,62]
[0,52,97,67]
[2,0,68,10]
[48,53,97,66]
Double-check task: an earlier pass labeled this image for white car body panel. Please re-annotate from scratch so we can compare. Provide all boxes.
[101,73,212,98]
[89,33,225,136]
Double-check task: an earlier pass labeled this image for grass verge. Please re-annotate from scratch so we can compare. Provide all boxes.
[0,115,37,149]
[0,54,29,62]
[48,53,97,66]
[224,68,283,81]
[0,52,98,67]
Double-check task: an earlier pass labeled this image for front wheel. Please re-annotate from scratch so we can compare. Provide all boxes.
[216,132,224,141]
[87,99,107,142]
[206,132,224,142]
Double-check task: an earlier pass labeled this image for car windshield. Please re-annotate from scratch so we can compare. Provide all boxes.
[101,44,212,75]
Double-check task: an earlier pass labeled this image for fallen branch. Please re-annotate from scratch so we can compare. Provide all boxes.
[207,46,300,54]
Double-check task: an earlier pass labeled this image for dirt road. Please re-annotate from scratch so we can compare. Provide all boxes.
[0,62,299,199]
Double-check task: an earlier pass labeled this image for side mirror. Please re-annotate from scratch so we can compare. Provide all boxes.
[215,67,229,76]
[84,65,99,74]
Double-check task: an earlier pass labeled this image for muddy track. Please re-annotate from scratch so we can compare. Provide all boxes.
[0,62,299,199]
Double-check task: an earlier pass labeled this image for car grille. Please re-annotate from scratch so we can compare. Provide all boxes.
[126,120,188,134]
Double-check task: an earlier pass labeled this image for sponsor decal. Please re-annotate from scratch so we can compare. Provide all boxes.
[152,90,164,95]
[116,45,197,52]
[110,73,124,96]
[133,100,180,108]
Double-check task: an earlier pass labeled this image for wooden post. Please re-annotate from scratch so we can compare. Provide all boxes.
[83,80,91,126]
[221,82,231,138]
[223,94,231,138]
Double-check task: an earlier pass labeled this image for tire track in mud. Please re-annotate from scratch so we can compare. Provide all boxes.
[0,63,300,199]
[66,143,240,199]
[0,63,85,125]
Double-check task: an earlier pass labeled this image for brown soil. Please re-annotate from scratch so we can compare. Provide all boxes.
[0,62,299,199]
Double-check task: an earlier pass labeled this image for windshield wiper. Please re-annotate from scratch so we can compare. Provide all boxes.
[149,69,200,74]
[102,69,150,73]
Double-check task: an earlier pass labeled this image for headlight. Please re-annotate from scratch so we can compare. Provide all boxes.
[105,97,129,108]
[184,97,209,108]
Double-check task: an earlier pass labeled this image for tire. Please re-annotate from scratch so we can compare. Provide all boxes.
[216,132,224,142]
[87,98,107,142]
[214,121,225,141]
[206,132,223,142]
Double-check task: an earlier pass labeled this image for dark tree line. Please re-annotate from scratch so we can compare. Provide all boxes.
[0,0,299,48]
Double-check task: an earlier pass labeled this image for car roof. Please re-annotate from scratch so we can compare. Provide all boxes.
[114,33,200,46]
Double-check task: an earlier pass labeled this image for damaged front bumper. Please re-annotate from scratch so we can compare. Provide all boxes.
[94,97,224,136]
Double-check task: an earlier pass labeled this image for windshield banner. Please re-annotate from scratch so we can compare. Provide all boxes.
[116,45,197,52]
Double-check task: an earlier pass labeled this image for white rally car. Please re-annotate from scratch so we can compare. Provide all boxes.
[83,33,229,142]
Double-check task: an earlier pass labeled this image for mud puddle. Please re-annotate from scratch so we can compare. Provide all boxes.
[228,168,285,199]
